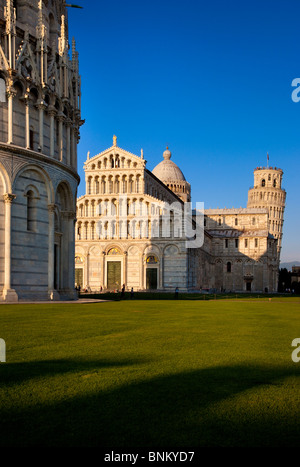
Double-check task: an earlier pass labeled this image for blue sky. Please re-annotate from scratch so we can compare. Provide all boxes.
[68,0,300,263]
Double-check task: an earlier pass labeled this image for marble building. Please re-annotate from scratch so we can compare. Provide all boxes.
[0,0,83,301]
[75,137,285,293]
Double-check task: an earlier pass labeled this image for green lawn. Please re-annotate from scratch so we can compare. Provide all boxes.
[0,298,300,447]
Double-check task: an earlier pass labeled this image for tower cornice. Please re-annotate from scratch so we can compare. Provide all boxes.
[0,142,80,182]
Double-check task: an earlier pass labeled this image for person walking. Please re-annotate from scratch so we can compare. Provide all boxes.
[130,287,134,299]
[175,287,179,299]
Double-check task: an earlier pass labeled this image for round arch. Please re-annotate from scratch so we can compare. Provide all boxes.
[0,162,12,193]
[105,243,124,255]
[55,180,74,211]
[13,163,54,203]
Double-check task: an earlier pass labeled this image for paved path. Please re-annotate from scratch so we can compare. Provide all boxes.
[0,298,110,305]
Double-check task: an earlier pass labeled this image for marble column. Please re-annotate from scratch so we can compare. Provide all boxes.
[25,95,30,149]
[57,114,64,162]
[73,127,79,169]
[123,250,127,287]
[37,100,47,152]
[7,88,16,144]
[48,107,56,158]
[48,204,59,300]
[68,211,77,298]
[85,252,90,288]
[70,127,75,169]
[101,251,105,288]
[3,194,18,301]
[66,120,71,166]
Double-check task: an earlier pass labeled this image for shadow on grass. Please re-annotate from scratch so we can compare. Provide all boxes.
[0,357,151,386]
[1,361,300,447]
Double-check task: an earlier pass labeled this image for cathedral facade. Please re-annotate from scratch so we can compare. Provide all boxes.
[0,0,83,301]
[75,138,286,294]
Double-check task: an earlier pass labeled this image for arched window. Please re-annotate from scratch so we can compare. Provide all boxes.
[88,177,92,194]
[107,247,121,255]
[273,179,277,187]
[146,255,158,264]
[26,190,36,231]
[0,78,6,103]
[235,217,238,226]
[261,179,265,187]
[227,262,231,273]
[95,177,99,194]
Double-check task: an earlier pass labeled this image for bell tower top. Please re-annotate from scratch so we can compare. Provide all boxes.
[247,164,286,259]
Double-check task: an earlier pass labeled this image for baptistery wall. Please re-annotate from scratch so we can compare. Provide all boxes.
[0,0,83,301]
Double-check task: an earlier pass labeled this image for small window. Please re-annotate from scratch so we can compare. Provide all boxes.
[245,239,248,248]
[218,218,222,226]
[235,239,239,248]
[227,262,231,273]
[225,239,228,248]
[261,179,265,187]
[273,179,277,187]
[29,129,34,150]
[255,238,258,248]
[26,190,36,231]
[235,217,238,226]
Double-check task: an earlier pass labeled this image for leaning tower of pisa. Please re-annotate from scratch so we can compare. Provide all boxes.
[0,0,83,301]
[247,165,286,260]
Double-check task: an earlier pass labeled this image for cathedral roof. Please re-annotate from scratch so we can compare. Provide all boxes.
[152,147,186,182]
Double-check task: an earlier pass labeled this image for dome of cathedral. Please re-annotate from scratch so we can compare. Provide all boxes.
[152,148,186,182]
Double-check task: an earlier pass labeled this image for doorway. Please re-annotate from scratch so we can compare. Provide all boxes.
[146,268,158,290]
[107,261,121,289]
[75,268,83,288]
[246,281,252,292]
